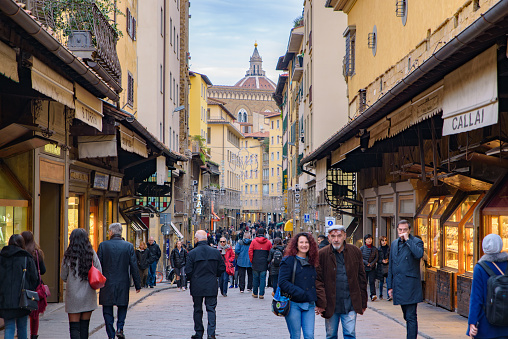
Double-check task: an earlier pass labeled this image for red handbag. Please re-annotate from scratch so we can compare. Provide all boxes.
[88,264,106,289]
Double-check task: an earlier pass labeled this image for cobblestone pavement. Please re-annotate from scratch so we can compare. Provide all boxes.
[87,285,466,339]
[1,283,468,338]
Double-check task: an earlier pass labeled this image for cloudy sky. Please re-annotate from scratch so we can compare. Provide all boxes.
[189,0,303,86]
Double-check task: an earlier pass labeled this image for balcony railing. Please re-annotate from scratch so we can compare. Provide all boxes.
[21,0,121,87]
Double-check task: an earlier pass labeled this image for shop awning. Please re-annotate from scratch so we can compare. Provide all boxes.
[442,46,498,136]
[284,219,293,232]
[74,84,103,131]
[483,179,508,215]
[170,222,184,239]
[78,135,117,159]
[0,40,18,82]
[119,124,148,158]
[120,211,148,232]
[31,57,74,108]
[331,137,360,166]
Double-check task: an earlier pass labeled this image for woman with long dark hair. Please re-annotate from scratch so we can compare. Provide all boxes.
[61,228,102,339]
[278,233,319,339]
[21,231,46,339]
[0,234,38,339]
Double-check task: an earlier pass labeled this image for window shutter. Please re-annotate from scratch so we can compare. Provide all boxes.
[126,8,131,38]
[132,17,137,41]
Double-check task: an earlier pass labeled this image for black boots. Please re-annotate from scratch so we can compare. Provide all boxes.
[69,322,80,339]
[31,336,39,339]
[80,319,90,339]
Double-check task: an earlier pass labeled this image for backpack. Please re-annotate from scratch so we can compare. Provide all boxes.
[478,261,508,326]
[272,248,283,267]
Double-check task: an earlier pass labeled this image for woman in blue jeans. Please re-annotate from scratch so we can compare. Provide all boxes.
[278,232,319,339]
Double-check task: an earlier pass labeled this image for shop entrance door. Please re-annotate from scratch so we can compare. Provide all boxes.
[40,182,61,303]
[89,198,100,251]
[383,217,393,244]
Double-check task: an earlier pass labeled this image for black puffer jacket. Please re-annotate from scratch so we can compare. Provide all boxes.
[170,247,187,268]
[268,245,285,275]
[147,241,161,265]
[360,245,378,271]
[0,245,38,320]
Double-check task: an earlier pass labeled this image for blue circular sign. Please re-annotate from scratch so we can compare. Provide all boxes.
[327,220,334,226]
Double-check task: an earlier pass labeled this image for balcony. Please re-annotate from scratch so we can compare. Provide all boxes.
[21,0,122,90]
[291,55,303,82]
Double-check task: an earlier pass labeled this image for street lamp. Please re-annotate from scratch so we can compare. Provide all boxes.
[172,105,185,116]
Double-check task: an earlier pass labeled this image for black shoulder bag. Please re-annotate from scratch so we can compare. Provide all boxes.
[19,257,39,311]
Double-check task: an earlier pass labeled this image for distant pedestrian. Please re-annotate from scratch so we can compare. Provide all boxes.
[171,240,188,291]
[315,225,367,339]
[217,237,234,296]
[376,236,390,300]
[235,231,253,293]
[22,231,46,339]
[248,227,272,299]
[317,234,329,249]
[467,234,508,338]
[279,233,319,339]
[0,234,38,339]
[267,237,285,295]
[136,241,149,288]
[147,236,161,288]
[61,228,102,339]
[186,230,226,339]
[98,223,141,339]
[360,234,378,301]
[387,220,424,339]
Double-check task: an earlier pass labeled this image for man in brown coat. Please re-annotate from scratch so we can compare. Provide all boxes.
[315,225,367,339]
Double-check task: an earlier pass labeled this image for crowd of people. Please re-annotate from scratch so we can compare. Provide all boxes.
[0,219,507,339]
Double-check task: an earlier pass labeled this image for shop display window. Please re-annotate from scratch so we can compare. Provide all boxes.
[484,215,508,252]
[483,181,508,253]
[0,206,28,248]
[416,198,440,257]
[68,195,81,243]
[444,194,481,271]
[430,196,453,268]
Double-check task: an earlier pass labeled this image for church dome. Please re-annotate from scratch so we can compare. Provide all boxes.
[234,43,276,90]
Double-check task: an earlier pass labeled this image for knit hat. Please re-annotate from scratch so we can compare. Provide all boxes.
[482,234,503,254]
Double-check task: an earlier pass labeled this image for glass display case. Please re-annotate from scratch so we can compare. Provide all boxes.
[483,181,508,253]
[68,195,81,243]
[484,215,508,252]
[416,198,440,259]
[430,196,453,268]
[444,194,481,271]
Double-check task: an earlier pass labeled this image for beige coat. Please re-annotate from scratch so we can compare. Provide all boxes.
[61,251,101,313]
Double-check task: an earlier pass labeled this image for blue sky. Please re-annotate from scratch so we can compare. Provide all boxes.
[189,0,303,86]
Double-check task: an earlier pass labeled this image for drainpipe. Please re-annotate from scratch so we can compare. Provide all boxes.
[163,0,167,144]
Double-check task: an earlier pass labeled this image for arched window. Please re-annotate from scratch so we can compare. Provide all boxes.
[237,109,247,122]
[243,112,248,122]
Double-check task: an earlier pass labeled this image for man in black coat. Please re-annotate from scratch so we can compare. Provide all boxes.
[387,220,424,339]
[147,236,161,288]
[186,230,226,339]
[98,223,141,339]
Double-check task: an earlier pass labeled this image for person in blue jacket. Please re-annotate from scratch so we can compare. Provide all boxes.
[467,233,508,339]
[278,232,319,339]
[234,231,253,293]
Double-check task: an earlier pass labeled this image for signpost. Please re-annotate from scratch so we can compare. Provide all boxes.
[325,217,336,228]
[304,214,310,223]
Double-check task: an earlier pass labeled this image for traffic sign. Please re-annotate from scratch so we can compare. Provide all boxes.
[304,214,310,223]
[325,217,336,227]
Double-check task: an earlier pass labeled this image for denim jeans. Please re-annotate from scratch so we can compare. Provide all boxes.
[103,305,128,339]
[4,316,28,339]
[285,301,315,339]
[325,310,357,339]
[252,270,267,296]
[272,274,279,291]
[401,303,418,339]
[379,276,386,297]
[219,271,229,295]
[147,261,157,287]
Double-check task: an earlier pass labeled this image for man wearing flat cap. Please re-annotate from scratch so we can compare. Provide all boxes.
[315,224,367,339]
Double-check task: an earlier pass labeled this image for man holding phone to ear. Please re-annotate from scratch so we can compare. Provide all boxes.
[387,220,424,339]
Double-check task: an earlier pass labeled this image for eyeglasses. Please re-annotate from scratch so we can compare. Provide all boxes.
[220,241,226,243]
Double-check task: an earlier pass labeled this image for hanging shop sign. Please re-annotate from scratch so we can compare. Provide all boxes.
[92,171,109,190]
[109,176,122,192]
[194,193,203,215]
[294,184,301,214]
[136,182,171,197]
[442,46,498,136]
[70,169,89,184]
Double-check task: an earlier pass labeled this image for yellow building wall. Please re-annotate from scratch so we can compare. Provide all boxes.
[269,116,283,197]
[189,73,209,138]
[345,0,496,98]
[115,0,138,116]
[241,137,263,213]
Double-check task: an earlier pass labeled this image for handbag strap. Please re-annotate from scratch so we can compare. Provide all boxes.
[21,257,27,293]
[291,257,297,284]
[36,251,42,284]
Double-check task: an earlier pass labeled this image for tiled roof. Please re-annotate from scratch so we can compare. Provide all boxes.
[234,75,276,90]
